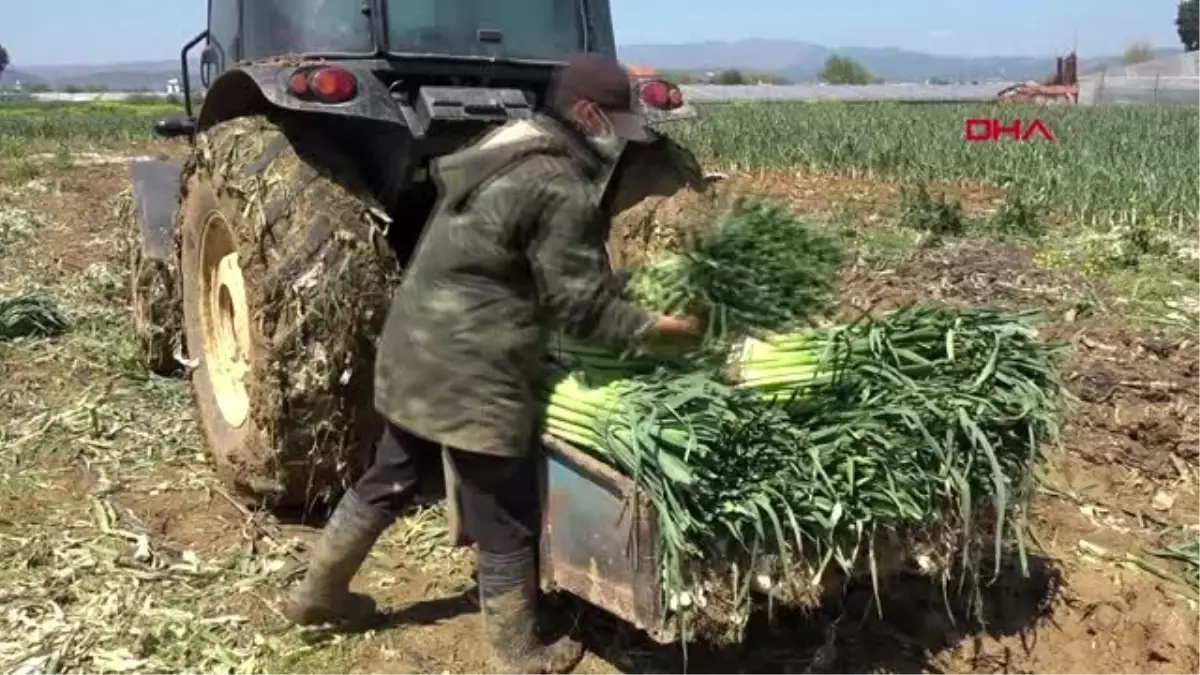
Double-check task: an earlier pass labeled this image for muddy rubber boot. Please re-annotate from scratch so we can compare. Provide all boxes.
[282,489,391,627]
[478,547,584,674]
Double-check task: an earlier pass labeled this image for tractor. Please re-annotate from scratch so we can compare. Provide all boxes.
[127,0,712,516]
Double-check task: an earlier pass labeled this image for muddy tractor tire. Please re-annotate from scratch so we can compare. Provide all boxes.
[176,116,398,508]
[606,133,724,269]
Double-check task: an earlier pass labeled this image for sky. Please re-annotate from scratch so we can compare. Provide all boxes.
[0,0,1186,67]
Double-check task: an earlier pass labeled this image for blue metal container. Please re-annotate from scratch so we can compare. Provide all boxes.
[538,436,676,643]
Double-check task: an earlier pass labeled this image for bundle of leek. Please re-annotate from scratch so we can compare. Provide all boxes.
[628,198,842,346]
[541,368,805,620]
[547,199,842,375]
[724,304,1067,586]
[727,305,1064,412]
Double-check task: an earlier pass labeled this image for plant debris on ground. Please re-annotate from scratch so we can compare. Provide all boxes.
[0,293,70,341]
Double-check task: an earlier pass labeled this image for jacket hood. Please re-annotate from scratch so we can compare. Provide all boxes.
[431,114,607,209]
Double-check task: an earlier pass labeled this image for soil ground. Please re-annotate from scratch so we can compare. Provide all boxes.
[0,148,1196,674]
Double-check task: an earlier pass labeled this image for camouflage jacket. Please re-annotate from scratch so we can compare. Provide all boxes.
[374,114,655,457]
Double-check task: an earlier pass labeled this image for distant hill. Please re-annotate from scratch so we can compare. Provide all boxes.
[0,43,1184,90]
[0,68,47,86]
[0,60,198,91]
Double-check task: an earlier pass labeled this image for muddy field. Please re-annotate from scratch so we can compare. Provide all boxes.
[1,146,1197,674]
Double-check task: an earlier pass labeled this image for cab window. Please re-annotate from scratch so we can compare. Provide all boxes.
[242,0,372,59]
[386,0,612,61]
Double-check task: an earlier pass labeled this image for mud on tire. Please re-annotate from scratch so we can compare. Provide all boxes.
[605,133,720,269]
[118,190,183,376]
[177,115,398,508]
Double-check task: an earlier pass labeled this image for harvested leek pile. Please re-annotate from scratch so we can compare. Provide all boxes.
[542,201,1067,641]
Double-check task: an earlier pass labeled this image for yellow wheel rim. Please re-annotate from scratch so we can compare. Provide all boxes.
[199,211,251,428]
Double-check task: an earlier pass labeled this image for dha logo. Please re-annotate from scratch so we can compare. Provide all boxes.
[963,118,1055,142]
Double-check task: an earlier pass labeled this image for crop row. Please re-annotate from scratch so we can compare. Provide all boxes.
[0,104,166,156]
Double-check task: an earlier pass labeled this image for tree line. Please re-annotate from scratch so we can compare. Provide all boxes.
[661,56,879,86]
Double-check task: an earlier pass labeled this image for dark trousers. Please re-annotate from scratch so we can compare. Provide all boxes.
[353,421,541,556]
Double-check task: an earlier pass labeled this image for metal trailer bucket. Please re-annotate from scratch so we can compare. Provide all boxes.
[537,435,675,643]
[442,436,674,642]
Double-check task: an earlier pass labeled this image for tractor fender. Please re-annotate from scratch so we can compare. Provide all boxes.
[607,78,705,210]
[638,100,699,127]
[603,132,717,218]
[197,61,408,134]
[130,158,185,263]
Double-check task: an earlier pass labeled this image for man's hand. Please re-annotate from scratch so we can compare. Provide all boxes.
[654,314,700,337]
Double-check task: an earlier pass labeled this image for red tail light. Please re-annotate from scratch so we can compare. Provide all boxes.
[287,72,310,96]
[638,79,684,111]
[288,66,357,103]
[310,67,357,102]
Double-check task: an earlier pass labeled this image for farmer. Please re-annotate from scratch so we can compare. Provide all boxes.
[282,53,698,673]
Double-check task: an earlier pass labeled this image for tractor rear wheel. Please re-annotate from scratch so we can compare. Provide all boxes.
[177,116,398,509]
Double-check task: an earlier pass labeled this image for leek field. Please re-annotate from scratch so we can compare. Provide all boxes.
[673,102,1198,229]
[0,102,173,154]
[2,99,1197,225]
[0,99,1197,674]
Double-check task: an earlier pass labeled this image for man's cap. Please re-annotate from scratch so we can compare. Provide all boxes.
[550,53,651,143]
